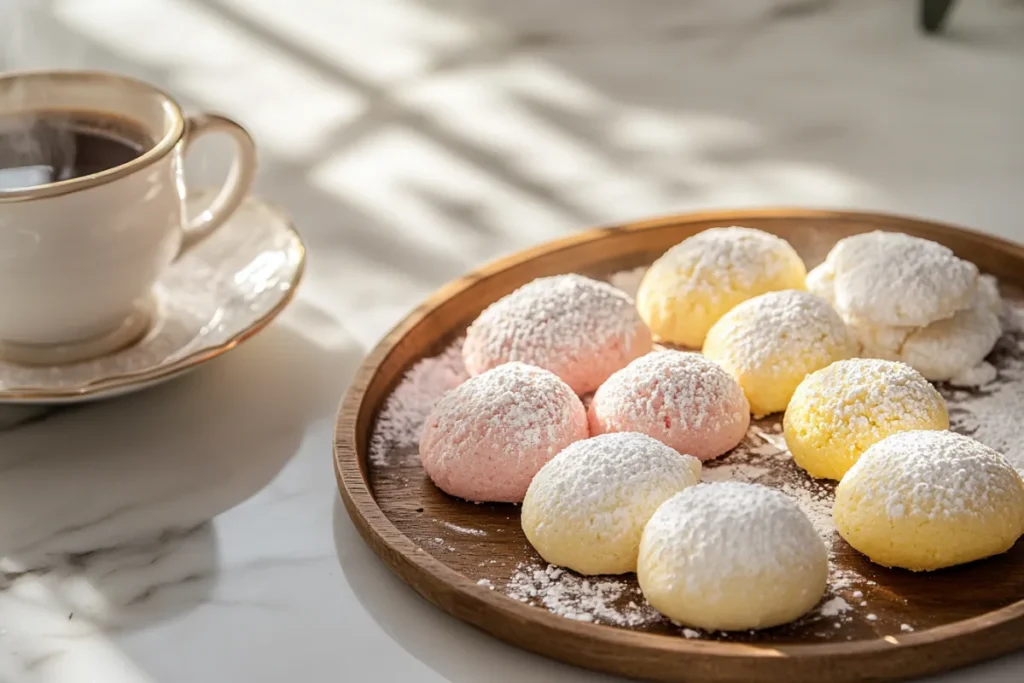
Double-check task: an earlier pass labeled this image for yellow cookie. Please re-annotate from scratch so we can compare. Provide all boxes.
[638,482,828,631]
[783,359,948,480]
[637,227,806,348]
[834,430,1024,571]
[703,290,856,417]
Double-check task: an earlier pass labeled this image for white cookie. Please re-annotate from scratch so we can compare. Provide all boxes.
[852,275,1002,381]
[825,231,978,328]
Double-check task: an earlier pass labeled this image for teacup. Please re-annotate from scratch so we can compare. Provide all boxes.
[0,69,256,365]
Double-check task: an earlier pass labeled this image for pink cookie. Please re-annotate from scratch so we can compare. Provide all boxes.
[589,351,750,461]
[419,362,589,503]
[462,274,652,395]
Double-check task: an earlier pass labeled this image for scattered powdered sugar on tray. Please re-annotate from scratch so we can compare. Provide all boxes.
[368,339,468,465]
[437,520,488,537]
[943,304,1024,474]
[505,563,660,627]
[819,597,852,617]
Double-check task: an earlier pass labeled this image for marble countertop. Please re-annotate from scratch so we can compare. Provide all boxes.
[2,0,1023,681]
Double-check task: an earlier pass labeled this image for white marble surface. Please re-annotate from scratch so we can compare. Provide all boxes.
[1,0,1024,681]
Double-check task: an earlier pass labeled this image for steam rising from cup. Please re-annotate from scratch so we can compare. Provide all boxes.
[0,0,79,191]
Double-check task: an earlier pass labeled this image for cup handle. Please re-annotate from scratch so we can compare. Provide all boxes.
[177,113,257,257]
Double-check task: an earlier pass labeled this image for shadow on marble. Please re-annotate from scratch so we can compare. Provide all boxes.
[0,309,359,630]
[331,497,618,683]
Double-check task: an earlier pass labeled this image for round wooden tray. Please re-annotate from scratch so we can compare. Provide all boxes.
[335,209,1024,683]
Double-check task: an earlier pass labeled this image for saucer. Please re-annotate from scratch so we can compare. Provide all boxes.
[0,193,305,404]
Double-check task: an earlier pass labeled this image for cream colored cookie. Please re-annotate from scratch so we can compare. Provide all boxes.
[834,430,1024,571]
[703,290,856,417]
[636,227,806,348]
[784,359,949,480]
[522,432,701,576]
[638,482,828,631]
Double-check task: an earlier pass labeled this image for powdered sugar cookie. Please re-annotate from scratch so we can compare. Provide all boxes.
[636,227,806,348]
[589,351,750,461]
[463,274,651,395]
[885,305,1000,382]
[823,231,978,328]
[703,290,856,417]
[845,275,1003,381]
[419,362,588,503]
[522,432,702,575]
[638,482,828,631]
[784,359,949,480]
[834,430,1024,571]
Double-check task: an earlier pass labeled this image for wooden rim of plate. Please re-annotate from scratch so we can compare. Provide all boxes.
[335,208,1024,683]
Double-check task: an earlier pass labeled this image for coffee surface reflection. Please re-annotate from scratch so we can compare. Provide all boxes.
[0,111,149,192]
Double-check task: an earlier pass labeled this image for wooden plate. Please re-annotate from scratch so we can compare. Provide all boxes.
[335,209,1024,683]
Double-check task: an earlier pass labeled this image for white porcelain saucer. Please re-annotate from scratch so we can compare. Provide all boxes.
[0,193,305,404]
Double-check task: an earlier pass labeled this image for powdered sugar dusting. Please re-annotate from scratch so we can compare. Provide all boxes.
[825,231,979,328]
[845,430,1023,522]
[804,358,944,431]
[597,351,748,433]
[589,350,750,461]
[421,361,585,454]
[527,433,702,516]
[645,227,801,302]
[462,274,650,394]
[706,290,855,380]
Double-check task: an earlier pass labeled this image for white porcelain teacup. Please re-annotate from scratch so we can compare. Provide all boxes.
[0,70,256,365]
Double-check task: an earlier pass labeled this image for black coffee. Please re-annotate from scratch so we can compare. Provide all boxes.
[0,111,151,192]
